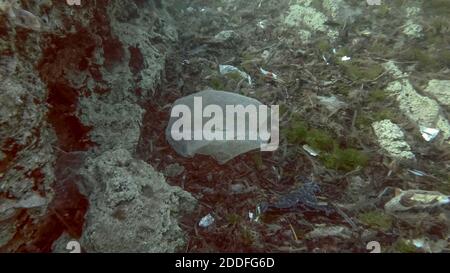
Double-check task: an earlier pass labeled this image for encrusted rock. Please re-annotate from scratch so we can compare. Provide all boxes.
[372,119,415,160]
[424,80,450,107]
[383,61,450,141]
[80,149,196,252]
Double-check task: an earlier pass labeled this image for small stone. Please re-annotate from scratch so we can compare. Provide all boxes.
[306,225,352,240]
[164,163,185,177]
[230,183,245,194]
[213,30,239,43]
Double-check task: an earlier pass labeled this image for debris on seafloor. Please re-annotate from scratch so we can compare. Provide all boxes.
[372,119,415,160]
[406,238,448,253]
[407,169,427,177]
[340,56,351,62]
[165,90,271,164]
[384,189,450,215]
[213,30,239,43]
[316,95,347,113]
[219,64,252,85]
[199,213,215,228]
[303,144,319,157]
[305,225,352,240]
[257,19,269,30]
[259,178,332,215]
[259,67,279,81]
[419,126,440,142]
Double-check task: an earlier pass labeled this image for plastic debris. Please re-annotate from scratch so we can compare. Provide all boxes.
[420,126,439,142]
[219,64,252,85]
[385,189,450,214]
[303,144,319,156]
[322,55,329,65]
[409,238,448,253]
[166,89,272,164]
[198,213,215,227]
[259,67,278,81]
[316,95,347,113]
[341,56,351,61]
[257,20,269,29]
[249,205,263,222]
[407,169,426,177]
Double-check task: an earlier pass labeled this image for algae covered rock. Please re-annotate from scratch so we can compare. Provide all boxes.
[80,149,196,252]
[372,119,415,160]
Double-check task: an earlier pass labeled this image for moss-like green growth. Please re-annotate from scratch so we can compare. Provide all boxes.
[305,129,335,152]
[368,89,389,103]
[423,0,450,16]
[285,119,336,151]
[342,60,384,82]
[252,152,264,170]
[208,75,226,90]
[285,115,367,172]
[358,211,393,232]
[392,239,418,253]
[241,227,255,247]
[322,147,368,172]
[227,213,242,226]
[373,109,396,122]
[355,107,397,130]
[355,114,372,129]
[401,48,439,71]
[285,116,309,144]
[315,39,332,53]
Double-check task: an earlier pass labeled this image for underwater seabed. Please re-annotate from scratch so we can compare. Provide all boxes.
[0,0,450,253]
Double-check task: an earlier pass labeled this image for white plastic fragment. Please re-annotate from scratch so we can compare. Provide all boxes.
[219,64,252,85]
[341,56,351,61]
[420,126,439,142]
[408,169,426,177]
[408,238,448,253]
[257,20,269,29]
[199,213,215,228]
[259,67,278,80]
[303,144,319,156]
[316,95,347,112]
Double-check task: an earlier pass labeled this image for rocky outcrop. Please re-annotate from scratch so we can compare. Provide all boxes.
[1,0,195,252]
